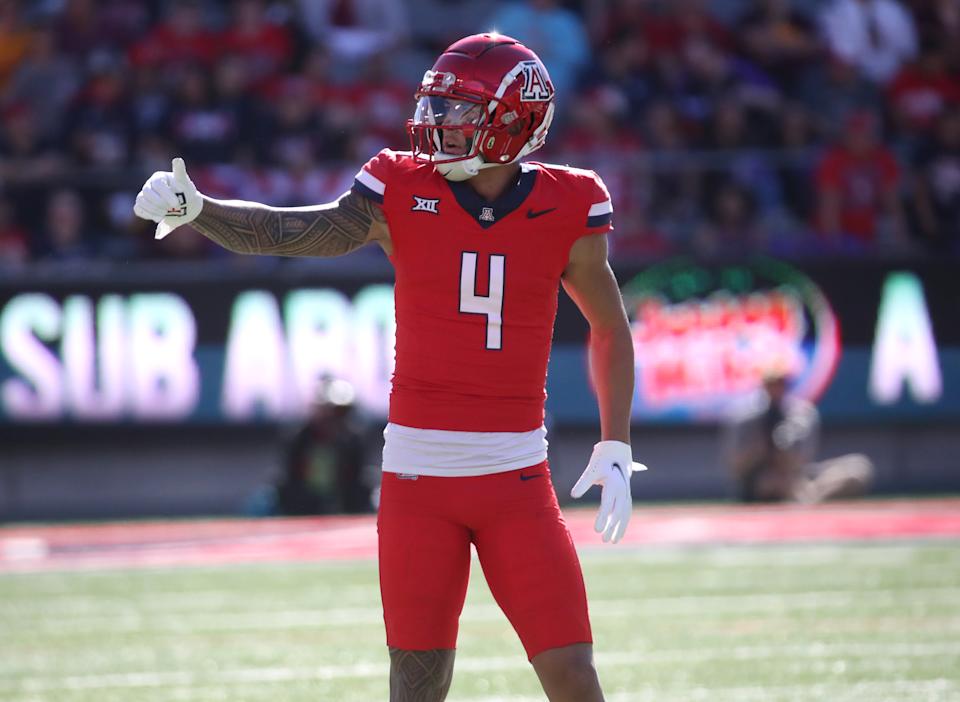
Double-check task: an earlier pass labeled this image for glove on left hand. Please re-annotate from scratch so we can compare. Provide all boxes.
[571,440,647,544]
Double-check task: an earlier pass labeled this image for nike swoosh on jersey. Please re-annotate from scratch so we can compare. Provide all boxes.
[526,207,557,219]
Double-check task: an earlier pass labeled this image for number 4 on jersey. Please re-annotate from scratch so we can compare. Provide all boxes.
[459,252,505,350]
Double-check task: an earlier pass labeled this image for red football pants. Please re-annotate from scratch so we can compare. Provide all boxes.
[377,461,592,660]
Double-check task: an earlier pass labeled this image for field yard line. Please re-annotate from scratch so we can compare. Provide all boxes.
[605,543,960,566]
[5,563,957,616]
[12,678,953,702]
[457,679,958,702]
[7,562,957,615]
[9,585,960,634]
[5,538,957,575]
[7,642,960,693]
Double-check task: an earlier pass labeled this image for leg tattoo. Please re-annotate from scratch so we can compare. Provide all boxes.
[389,648,456,702]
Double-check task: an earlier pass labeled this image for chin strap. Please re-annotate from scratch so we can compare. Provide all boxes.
[435,154,483,181]
[432,101,555,181]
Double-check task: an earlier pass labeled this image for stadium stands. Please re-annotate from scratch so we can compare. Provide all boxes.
[0,0,958,265]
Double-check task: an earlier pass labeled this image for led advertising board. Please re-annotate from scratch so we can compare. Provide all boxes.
[0,259,956,425]
[0,282,395,423]
[621,258,841,420]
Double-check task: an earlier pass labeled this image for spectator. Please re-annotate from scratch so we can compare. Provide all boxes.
[100,189,147,260]
[166,62,244,165]
[488,0,589,98]
[129,63,174,149]
[692,180,763,259]
[3,21,80,140]
[0,194,29,265]
[53,0,149,63]
[255,76,326,173]
[699,96,754,151]
[150,222,214,260]
[209,54,261,164]
[249,75,361,212]
[296,0,409,66]
[700,97,781,213]
[649,0,733,59]
[38,188,95,261]
[906,0,960,66]
[0,101,65,187]
[0,0,954,264]
[334,52,413,154]
[275,377,373,516]
[63,53,136,167]
[637,1,779,128]
[0,0,31,91]
[563,87,642,160]
[270,46,365,163]
[562,87,672,259]
[776,102,821,230]
[814,110,906,252]
[584,31,653,119]
[682,27,781,122]
[736,0,821,94]
[648,0,745,121]
[799,55,882,137]
[820,0,917,84]
[641,100,699,240]
[0,102,62,239]
[909,108,960,254]
[723,368,874,503]
[128,0,220,74]
[586,0,650,48]
[886,37,960,142]
[403,0,492,55]
[52,0,101,60]
[219,0,294,87]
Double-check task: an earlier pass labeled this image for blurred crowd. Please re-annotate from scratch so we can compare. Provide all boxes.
[0,0,958,266]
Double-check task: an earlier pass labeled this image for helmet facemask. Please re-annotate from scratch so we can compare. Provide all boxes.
[408,95,491,181]
[407,60,555,181]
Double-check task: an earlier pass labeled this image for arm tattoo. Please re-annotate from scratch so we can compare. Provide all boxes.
[189,190,386,257]
[389,648,455,702]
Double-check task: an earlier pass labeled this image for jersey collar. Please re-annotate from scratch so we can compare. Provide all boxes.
[445,163,538,230]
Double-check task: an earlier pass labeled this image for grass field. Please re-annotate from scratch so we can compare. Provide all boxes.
[2,540,959,702]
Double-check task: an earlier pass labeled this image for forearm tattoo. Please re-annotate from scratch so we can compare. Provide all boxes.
[389,648,456,702]
[190,190,386,257]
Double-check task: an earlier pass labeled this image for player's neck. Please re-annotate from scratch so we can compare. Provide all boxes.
[465,163,522,202]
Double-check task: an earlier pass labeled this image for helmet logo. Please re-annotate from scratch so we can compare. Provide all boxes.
[422,70,457,89]
[519,60,551,102]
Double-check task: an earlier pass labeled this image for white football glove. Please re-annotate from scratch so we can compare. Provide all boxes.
[133,157,203,240]
[571,440,647,544]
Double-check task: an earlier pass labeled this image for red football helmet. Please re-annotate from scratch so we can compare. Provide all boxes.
[407,33,556,181]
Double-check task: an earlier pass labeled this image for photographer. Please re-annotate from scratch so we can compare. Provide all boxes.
[275,377,374,516]
[724,368,873,503]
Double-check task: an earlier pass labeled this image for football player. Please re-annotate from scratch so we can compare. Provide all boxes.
[135,33,646,702]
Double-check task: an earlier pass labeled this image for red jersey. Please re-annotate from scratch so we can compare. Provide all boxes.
[815,146,899,241]
[887,67,960,132]
[354,149,612,432]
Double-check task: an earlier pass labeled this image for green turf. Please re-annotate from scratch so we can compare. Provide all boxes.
[2,543,959,701]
